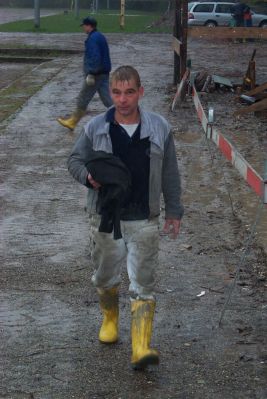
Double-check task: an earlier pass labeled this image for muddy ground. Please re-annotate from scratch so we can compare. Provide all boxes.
[1,33,267,399]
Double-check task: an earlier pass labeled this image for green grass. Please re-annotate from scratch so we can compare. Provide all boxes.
[0,10,171,34]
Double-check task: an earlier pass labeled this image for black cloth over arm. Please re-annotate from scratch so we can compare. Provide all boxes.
[86,151,131,239]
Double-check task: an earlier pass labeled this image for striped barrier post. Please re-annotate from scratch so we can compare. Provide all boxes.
[191,85,265,200]
[264,160,267,204]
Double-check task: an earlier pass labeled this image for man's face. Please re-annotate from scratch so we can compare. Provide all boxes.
[110,78,144,118]
[83,24,93,34]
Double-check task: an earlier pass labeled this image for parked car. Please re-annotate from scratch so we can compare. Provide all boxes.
[188,2,267,27]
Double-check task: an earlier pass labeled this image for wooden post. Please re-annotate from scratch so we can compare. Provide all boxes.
[34,0,40,29]
[180,0,188,78]
[173,0,188,84]
[120,0,125,30]
[173,0,181,85]
[243,49,256,91]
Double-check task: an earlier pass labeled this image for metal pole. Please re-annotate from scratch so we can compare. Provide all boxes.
[34,0,40,29]
[107,0,110,10]
[120,0,125,29]
[74,0,79,19]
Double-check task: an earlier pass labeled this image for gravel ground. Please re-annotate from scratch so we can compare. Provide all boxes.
[0,33,266,399]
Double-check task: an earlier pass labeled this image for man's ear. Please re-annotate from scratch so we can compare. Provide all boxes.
[139,86,144,97]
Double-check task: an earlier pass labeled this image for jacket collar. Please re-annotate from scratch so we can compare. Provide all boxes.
[99,106,155,139]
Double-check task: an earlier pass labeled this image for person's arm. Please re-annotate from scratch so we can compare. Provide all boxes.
[67,128,99,188]
[162,131,184,239]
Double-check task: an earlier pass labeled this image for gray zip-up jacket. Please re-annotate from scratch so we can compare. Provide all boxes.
[67,107,184,220]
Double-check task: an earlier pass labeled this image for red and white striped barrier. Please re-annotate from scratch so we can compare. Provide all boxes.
[192,85,264,199]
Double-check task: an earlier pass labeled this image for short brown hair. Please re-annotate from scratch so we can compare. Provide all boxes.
[110,66,141,88]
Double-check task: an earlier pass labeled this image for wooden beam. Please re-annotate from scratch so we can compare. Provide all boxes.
[244,82,267,97]
[234,98,267,116]
[188,26,267,40]
[172,37,182,56]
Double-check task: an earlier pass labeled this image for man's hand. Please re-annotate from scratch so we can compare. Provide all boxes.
[87,173,101,190]
[86,74,95,86]
[163,219,181,239]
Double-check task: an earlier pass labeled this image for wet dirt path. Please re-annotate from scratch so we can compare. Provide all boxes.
[1,34,266,398]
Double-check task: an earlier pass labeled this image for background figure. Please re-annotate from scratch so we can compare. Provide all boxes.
[231,1,248,26]
[58,17,112,131]
[244,5,253,27]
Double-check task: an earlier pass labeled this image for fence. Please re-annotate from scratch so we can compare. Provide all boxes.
[172,32,267,203]
[188,26,267,40]
[191,85,265,199]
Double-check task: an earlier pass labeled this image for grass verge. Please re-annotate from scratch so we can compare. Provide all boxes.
[0,10,171,34]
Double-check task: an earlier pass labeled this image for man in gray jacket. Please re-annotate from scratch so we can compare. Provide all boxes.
[68,65,183,370]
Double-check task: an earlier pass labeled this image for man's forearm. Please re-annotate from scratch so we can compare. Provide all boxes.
[67,129,92,187]
[162,132,184,219]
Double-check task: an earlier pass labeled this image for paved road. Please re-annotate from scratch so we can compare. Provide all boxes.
[0,8,62,24]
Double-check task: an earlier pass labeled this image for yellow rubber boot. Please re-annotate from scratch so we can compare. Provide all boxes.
[98,287,119,344]
[57,110,85,131]
[131,300,159,370]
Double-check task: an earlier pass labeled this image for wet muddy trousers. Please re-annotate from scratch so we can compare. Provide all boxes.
[90,216,159,299]
[57,75,112,131]
[97,288,159,369]
[76,75,113,110]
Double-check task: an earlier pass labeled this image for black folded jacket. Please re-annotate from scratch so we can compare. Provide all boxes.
[86,151,131,239]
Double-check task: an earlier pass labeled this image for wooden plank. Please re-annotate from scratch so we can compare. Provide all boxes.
[172,37,182,56]
[244,82,267,96]
[171,67,190,111]
[234,98,267,116]
[188,26,267,40]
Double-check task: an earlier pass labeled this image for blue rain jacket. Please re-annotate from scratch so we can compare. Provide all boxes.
[83,30,111,76]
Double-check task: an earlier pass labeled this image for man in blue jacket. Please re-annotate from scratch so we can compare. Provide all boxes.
[58,17,113,131]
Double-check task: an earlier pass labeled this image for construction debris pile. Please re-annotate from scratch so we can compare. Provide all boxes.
[194,71,233,93]
[193,49,267,118]
[235,82,267,117]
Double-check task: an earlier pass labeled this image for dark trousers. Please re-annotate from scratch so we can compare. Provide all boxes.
[77,74,113,111]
